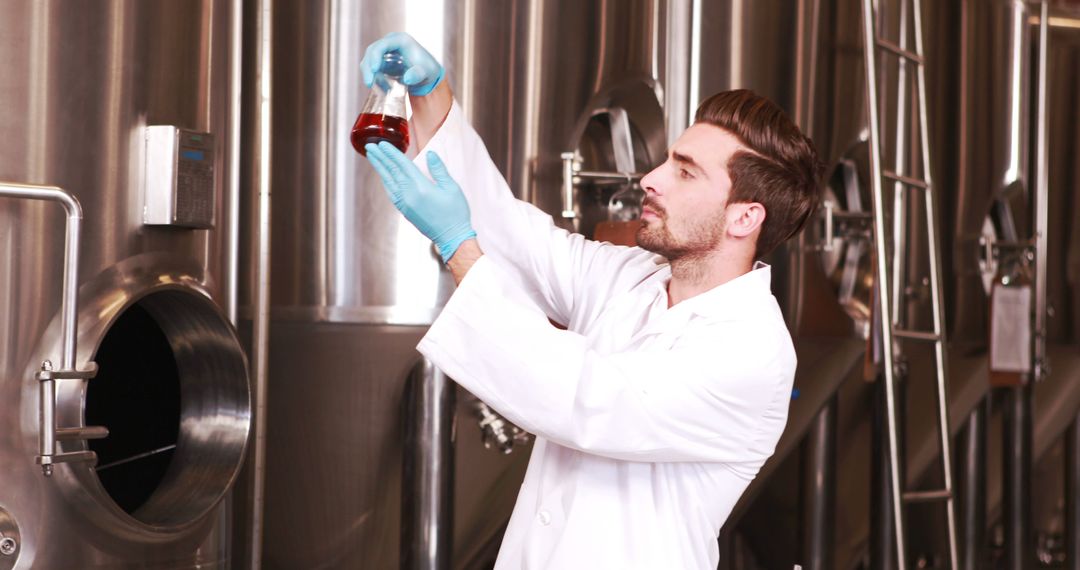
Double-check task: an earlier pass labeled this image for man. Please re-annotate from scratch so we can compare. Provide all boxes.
[362,33,822,570]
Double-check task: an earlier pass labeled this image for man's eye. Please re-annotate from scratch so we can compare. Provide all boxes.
[679,168,694,180]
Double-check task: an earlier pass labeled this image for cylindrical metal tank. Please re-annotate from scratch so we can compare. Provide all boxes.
[257,1,679,568]
[953,0,1035,348]
[710,0,970,565]
[0,1,250,568]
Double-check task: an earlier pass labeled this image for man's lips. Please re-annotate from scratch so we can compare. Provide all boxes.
[641,201,663,221]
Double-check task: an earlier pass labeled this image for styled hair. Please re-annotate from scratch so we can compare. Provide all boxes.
[694,89,824,259]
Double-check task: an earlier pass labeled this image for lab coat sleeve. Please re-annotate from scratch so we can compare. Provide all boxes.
[417,255,795,465]
[414,101,657,327]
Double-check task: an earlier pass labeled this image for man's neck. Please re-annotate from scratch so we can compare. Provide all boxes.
[666,249,754,307]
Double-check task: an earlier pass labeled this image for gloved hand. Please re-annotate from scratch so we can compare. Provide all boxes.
[361,32,445,96]
[365,141,476,263]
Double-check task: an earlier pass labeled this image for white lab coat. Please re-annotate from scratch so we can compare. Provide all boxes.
[414,102,797,569]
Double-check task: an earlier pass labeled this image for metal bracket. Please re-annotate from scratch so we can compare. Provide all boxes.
[472,400,530,455]
[36,361,98,381]
[806,201,873,252]
[559,152,644,220]
[807,160,872,252]
[35,360,103,474]
[977,235,1035,278]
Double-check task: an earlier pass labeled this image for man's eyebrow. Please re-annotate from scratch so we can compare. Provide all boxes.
[671,151,709,179]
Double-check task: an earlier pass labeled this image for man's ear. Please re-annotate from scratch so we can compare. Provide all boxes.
[727,202,766,238]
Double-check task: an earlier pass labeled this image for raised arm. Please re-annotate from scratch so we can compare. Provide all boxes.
[410,81,452,151]
[362,33,657,327]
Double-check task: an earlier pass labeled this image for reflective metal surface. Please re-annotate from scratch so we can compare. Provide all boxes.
[402,360,456,570]
[237,0,274,566]
[0,182,87,475]
[1,254,250,568]
[1003,385,1035,567]
[953,0,1035,347]
[248,0,1078,567]
[1069,412,1080,570]
[801,397,837,570]
[960,401,989,570]
[0,0,247,567]
[268,0,451,323]
[0,506,20,570]
[259,2,678,568]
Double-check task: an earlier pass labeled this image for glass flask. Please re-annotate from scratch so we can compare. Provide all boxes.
[351,51,410,156]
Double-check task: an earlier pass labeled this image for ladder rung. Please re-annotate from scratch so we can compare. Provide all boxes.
[903,489,952,503]
[875,39,924,64]
[892,328,941,342]
[883,170,929,190]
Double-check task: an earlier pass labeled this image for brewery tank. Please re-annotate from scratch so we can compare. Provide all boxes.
[256,1,680,568]
[0,1,250,568]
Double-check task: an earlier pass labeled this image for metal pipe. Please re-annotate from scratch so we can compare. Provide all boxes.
[688,0,701,123]
[402,359,456,570]
[793,0,820,137]
[890,0,910,332]
[574,171,645,182]
[961,399,988,570]
[802,396,836,570]
[0,184,85,369]
[1068,410,1080,570]
[788,0,817,331]
[1003,384,1033,569]
[859,0,907,564]
[871,378,898,570]
[664,0,693,144]
[225,0,243,325]
[246,0,273,565]
[0,182,83,476]
[1033,0,1049,382]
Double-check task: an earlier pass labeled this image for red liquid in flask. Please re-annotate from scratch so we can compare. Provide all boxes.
[351,113,410,156]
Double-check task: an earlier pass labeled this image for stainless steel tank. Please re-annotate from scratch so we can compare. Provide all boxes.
[0,1,250,568]
[704,0,975,565]
[256,1,682,568]
[958,3,1080,566]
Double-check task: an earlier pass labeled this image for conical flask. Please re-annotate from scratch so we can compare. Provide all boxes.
[351,51,410,156]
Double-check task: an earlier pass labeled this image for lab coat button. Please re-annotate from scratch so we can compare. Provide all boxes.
[537,510,551,525]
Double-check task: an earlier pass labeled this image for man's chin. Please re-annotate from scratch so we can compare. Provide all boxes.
[635,228,664,254]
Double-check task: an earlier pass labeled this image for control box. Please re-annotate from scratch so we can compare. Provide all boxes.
[143,126,215,228]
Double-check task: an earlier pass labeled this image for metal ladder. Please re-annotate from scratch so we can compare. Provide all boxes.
[860,0,960,567]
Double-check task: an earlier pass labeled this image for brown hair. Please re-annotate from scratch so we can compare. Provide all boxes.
[694,89,824,259]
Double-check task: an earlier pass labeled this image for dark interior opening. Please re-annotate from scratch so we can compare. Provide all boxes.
[85,302,182,515]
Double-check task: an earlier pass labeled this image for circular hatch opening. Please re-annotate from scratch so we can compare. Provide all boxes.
[82,289,250,527]
[86,302,181,514]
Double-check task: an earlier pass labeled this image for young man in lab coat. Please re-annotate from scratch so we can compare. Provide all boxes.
[362,33,823,570]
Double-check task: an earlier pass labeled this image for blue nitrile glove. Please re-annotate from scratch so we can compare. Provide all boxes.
[365,141,476,263]
[361,32,445,96]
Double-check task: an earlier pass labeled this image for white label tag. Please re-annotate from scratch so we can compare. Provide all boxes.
[990,284,1032,373]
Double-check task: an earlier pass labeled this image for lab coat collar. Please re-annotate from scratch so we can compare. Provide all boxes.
[655,260,773,321]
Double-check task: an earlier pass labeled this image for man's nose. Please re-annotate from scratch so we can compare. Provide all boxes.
[640,165,662,195]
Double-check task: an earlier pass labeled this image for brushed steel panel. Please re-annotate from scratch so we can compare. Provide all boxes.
[259,323,529,569]
[0,0,245,567]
